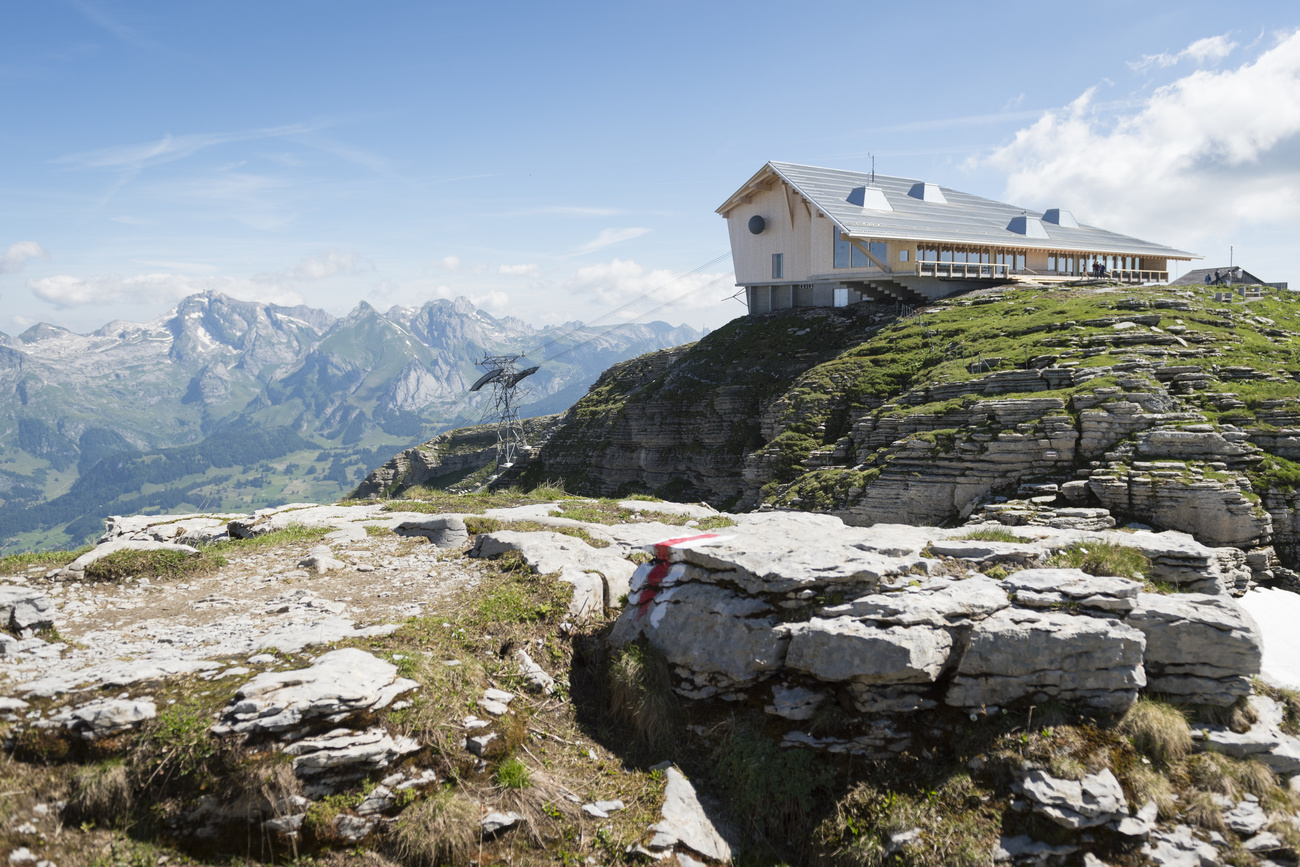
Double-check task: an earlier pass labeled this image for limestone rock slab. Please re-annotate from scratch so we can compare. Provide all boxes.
[1129,592,1261,705]
[647,767,732,862]
[947,609,1146,711]
[217,648,417,734]
[786,618,953,684]
[0,587,54,632]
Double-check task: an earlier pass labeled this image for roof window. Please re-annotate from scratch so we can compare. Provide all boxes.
[1007,215,1050,238]
[1042,208,1079,227]
[907,182,947,203]
[847,185,892,211]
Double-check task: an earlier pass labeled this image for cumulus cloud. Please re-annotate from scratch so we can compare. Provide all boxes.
[0,241,50,275]
[27,272,304,309]
[1130,33,1238,71]
[24,248,363,310]
[498,263,539,278]
[439,254,461,270]
[565,258,735,312]
[984,30,1300,248]
[576,227,651,254]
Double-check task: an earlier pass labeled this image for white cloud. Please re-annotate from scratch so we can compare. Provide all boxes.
[499,263,539,278]
[27,272,305,310]
[1130,32,1238,71]
[577,227,651,254]
[0,241,50,275]
[287,248,360,280]
[439,254,461,271]
[565,258,736,313]
[985,30,1300,248]
[472,264,488,275]
[23,248,363,310]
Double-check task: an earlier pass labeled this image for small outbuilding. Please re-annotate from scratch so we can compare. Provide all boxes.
[718,161,1199,313]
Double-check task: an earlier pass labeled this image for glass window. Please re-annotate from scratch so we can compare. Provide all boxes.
[833,230,852,268]
[850,241,886,268]
[899,249,909,262]
[772,253,783,279]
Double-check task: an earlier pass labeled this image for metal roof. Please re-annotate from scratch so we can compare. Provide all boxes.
[718,162,1198,260]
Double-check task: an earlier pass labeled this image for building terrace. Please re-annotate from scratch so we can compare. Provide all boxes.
[718,161,1199,312]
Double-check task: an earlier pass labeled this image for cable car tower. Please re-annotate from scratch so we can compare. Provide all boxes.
[469,354,540,468]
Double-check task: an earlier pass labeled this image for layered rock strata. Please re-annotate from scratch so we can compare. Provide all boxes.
[607,513,1263,756]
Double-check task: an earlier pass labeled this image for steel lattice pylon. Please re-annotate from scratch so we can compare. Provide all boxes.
[469,354,540,468]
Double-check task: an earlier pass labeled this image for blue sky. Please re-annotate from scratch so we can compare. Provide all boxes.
[3,1,1299,335]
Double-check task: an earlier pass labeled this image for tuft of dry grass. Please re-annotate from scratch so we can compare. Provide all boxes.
[1119,698,1192,767]
[390,787,478,867]
[1124,762,1178,820]
[66,759,133,826]
[1180,790,1227,832]
[607,641,679,754]
[1194,695,1259,733]
[1185,751,1279,802]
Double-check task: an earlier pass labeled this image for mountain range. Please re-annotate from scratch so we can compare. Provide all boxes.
[0,291,701,550]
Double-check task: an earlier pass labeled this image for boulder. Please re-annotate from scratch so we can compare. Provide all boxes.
[284,726,419,776]
[947,609,1146,711]
[60,698,156,740]
[216,648,417,734]
[646,767,732,862]
[391,515,468,548]
[1128,592,1261,705]
[1019,768,1127,829]
[297,545,346,575]
[0,587,54,632]
[612,582,787,691]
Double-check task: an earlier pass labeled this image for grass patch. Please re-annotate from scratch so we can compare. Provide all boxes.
[139,698,217,786]
[495,756,532,789]
[206,523,330,554]
[955,527,1023,543]
[66,759,133,827]
[607,641,679,756]
[812,770,998,867]
[1119,698,1192,767]
[711,716,836,846]
[364,524,393,537]
[385,484,579,515]
[0,546,90,575]
[463,516,611,548]
[473,558,574,625]
[391,787,478,866]
[83,548,225,582]
[1046,541,1151,581]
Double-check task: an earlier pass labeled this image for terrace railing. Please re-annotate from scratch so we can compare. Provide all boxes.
[917,261,1010,279]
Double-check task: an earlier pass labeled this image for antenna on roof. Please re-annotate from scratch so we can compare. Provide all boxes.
[870,153,876,187]
[469,354,539,469]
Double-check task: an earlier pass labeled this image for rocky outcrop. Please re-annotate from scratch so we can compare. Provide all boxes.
[611,513,1263,732]
[351,416,561,499]
[516,284,1300,575]
[526,304,896,503]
